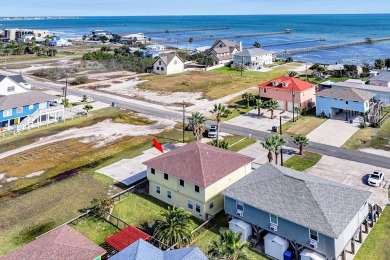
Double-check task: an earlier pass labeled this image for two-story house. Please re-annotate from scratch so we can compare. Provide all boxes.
[143,142,254,221]
[369,70,390,87]
[153,53,185,75]
[207,39,241,66]
[259,76,317,111]
[0,74,31,95]
[223,163,371,260]
[233,48,274,70]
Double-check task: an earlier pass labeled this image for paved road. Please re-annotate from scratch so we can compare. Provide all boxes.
[18,73,390,170]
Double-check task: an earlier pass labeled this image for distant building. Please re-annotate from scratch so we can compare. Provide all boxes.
[91,30,112,41]
[332,82,390,105]
[121,33,147,44]
[233,48,274,70]
[369,70,390,87]
[345,79,366,85]
[327,63,363,76]
[153,53,185,75]
[0,73,31,94]
[206,39,241,65]
[4,28,50,41]
[146,44,165,51]
[49,36,72,47]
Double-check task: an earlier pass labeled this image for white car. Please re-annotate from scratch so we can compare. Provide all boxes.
[208,125,217,138]
[367,171,384,187]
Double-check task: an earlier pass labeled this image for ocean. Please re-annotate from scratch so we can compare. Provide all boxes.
[1,14,389,65]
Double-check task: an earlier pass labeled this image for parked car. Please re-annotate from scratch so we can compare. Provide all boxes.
[367,171,384,187]
[208,125,217,138]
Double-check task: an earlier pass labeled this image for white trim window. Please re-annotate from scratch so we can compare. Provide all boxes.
[309,229,319,242]
[179,179,184,187]
[167,190,172,200]
[196,203,201,213]
[29,104,34,110]
[17,107,23,114]
[195,185,200,193]
[270,214,278,225]
[188,200,193,209]
[237,201,244,211]
[7,86,15,92]
[3,109,12,117]
[156,186,161,195]
[209,201,214,209]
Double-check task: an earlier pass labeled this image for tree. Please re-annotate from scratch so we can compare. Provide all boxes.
[253,42,261,48]
[385,58,390,69]
[242,93,255,108]
[287,71,298,77]
[263,100,280,119]
[188,112,206,141]
[210,103,231,145]
[100,35,109,44]
[262,137,276,163]
[82,95,88,102]
[285,57,293,63]
[188,37,193,49]
[256,99,263,116]
[272,134,286,165]
[208,229,249,260]
[310,63,320,71]
[61,98,71,108]
[82,34,87,42]
[83,104,93,116]
[374,59,385,69]
[153,207,193,248]
[213,139,229,150]
[294,106,302,120]
[294,134,309,155]
[80,197,114,218]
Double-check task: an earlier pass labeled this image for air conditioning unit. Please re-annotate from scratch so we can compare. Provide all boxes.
[236,209,243,217]
[309,240,318,249]
[270,224,278,232]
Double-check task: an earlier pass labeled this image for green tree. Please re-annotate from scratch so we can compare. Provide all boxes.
[210,103,231,145]
[242,93,255,108]
[213,139,229,150]
[208,229,249,260]
[272,134,286,165]
[285,57,293,63]
[374,59,385,69]
[61,98,71,108]
[100,35,109,44]
[253,42,261,48]
[153,207,193,248]
[82,34,87,42]
[83,104,93,116]
[294,134,310,155]
[188,112,206,141]
[81,198,114,218]
[262,136,276,163]
[294,106,302,120]
[310,63,320,71]
[385,58,390,69]
[287,71,298,77]
[256,99,263,116]
[188,37,194,49]
[263,100,280,119]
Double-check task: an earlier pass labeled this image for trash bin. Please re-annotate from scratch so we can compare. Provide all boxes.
[272,126,278,132]
[112,102,116,107]
[284,250,293,260]
[349,119,353,124]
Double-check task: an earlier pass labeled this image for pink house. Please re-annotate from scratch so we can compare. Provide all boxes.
[259,76,316,111]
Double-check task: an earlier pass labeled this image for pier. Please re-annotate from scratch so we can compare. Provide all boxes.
[151,29,293,44]
[261,38,326,48]
[275,37,390,57]
[145,27,229,34]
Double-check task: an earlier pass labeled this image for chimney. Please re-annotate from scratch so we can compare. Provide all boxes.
[239,41,242,51]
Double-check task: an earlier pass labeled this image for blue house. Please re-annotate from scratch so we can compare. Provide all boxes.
[0,91,64,130]
[222,164,371,260]
[315,88,375,120]
[109,239,208,260]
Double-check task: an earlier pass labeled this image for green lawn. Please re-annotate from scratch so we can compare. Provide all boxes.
[282,115,327,137]
[72,217,119,245]
[224,136,257,152]
[283,151,322,171]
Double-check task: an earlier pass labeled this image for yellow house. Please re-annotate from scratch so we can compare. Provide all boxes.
[143,142,254,220]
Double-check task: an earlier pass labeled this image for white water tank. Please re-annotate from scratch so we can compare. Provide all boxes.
[264,233,288,260]
[228,218,252,242]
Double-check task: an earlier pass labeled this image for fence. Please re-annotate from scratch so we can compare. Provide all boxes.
[376,112,390,128]
[110,179,149,203]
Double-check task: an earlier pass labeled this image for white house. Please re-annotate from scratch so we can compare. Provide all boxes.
[121,33,147,44]
[153,53,185,75]
[370,70,390,87]
[206,40,241,65]
[233,48,274,70]
[0,74,30,96]
[49,36,72,47]
[146,44,165,51]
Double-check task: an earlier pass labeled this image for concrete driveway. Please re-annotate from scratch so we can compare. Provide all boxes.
[305,155,389,207]
[225,109,293,132]
[307,118,360,147]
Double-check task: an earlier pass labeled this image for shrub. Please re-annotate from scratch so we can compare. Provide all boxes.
[70,76,88,85]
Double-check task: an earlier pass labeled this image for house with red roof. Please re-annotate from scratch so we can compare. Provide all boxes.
[259,76,317,111]
[143,142,254,221]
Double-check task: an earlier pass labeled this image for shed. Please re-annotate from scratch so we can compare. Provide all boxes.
[105,225,150,251]
[300,249,327,260]
[264,233,289,260]
[228,218,252,242]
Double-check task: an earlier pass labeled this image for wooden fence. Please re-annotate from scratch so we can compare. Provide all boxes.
[377,112,390,128]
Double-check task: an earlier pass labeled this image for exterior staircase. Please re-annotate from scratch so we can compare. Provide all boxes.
[16,105,65,133]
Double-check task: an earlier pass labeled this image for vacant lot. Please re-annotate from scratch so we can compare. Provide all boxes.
[139,63,301,100]
[283,115,327,137]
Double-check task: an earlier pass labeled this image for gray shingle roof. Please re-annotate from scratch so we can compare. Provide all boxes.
[0,74,26,84]
[211,39,239,49]
[156,53,184,66]
[222,163,371,238]
[316,88,376,102]
[0,91,57,110]
[370,70,390,82]
[236,48,274,57]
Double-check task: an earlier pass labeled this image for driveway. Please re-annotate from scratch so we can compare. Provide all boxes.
[307,118,360,147]
[305,155,389,207]
[225,109,293,133]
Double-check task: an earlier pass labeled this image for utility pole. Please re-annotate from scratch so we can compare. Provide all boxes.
[64,78,68,99]
[279,115,284,166]
[182,100,186,143]
[306,63,308,81]
[241,55,244,77]
[292,86,295,122]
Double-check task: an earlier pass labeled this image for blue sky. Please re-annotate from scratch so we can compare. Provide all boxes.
[1,0,390,16]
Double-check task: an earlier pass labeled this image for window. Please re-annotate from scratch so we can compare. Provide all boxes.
[196,203,201,213]
[17,107,23,113]
[263,88,267,93]
[270,214,278,225]
[151,168,155,174]
[179,179,184,187]
[209,201,214,209]
[237,201,244,211]
[39,103,46,109]
[29,104,34,110]
[159,61,162,65]
[156,186,160,194]
[7,86,15,92]
[174,60,177,65]
[161,67,164,71]
[195,185,200,193]
[164,173,168,180]
[346,101,349,105]
[188,200,193,209]
[167,190,172,199]
[3,109,12,117]
[309,229,319,242]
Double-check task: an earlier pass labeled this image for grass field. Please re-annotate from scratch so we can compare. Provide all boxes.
[139,63,301,100]
[283,151,322,171]
[72,217,119,245]
[224,135,257,152]
[283,115,327,137]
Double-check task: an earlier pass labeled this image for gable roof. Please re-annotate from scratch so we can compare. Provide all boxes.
[2,225,106,260]
[222,163,371,238]
[316,88,376,102]
[110,239,207,260]
[154,53,184,66]
[0,91,57,110]
[105,225,150,251]
[235,48,274,57]
[259,76,316,92]
[143,142,254,188]
[370,70,390,82]
[210,39,240,50]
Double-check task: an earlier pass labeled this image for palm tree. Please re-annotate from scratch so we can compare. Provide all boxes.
[61,98,71,108]
[253,42,261,48]
[213,139,229,150]
[188,112,206,141]
[210,103,230,145]
[294,106,302,120]
[262,137,276,163]
[242,93,255,108]
[188,37,193,50]
[263,100,280,119]
[272,134,286,165]
[256,99,263,116]
[153,207,193,248]
[285,57,294,63]
[294,135,309,155]
[287,71,298,77]
[208,229,249,260]
[83,104,93,116]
